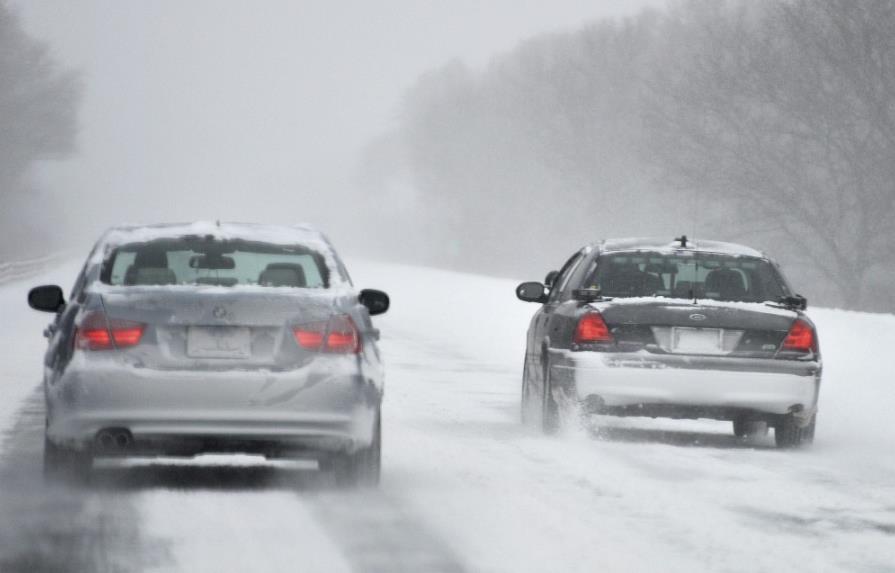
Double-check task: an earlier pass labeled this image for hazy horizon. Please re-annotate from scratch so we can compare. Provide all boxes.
[12,0,664,256]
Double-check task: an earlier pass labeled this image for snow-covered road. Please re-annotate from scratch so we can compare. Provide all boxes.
[1,259,894,572]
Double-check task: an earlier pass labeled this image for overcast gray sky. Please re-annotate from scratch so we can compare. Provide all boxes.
[14,0,664,251]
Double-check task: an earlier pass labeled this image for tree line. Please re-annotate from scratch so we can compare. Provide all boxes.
[360,0,895,311]
[0,1,79,259]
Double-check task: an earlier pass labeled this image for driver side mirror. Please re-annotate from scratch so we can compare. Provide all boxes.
[516,282,547,304]
[28,285,66,313]
[359,289,390,316]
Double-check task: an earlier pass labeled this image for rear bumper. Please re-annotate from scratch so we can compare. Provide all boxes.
[46,356,381,456]
[549,349,820,419]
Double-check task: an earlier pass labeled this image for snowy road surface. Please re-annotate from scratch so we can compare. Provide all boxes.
[1,259,894,572]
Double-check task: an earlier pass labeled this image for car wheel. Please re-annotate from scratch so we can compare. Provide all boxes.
[733,419,768,438]
[774,413,814,448]
[801,413,817,444]
[541,359,561,435]
[43,436,92,485]
[521,359,535,426]
[333,412,381,487]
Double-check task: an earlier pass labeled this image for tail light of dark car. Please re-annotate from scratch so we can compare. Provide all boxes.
[292,315,361,354]
[777,319,818,358]
[75,310,145,351]
[574,312,614,345]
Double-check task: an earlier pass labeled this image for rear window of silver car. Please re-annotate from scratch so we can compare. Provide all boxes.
[100,238,330,288]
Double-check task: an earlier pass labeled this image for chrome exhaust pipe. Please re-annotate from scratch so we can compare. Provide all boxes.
[95,428,133,453]
[113,431,131,449]
[96,430,116,451]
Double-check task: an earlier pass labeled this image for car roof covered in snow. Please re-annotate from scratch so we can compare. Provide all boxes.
[591,237,766,258]
[85,222,349,287]
[97,221,328,247]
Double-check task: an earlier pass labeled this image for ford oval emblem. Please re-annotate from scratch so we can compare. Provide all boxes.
[689,313,707,322]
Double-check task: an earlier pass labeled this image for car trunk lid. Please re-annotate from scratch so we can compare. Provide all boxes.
[97,288,343,369]
[598,300,797,357]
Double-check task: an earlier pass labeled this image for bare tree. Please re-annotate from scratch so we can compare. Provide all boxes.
[644,0,895,308]
[0,0,80,252]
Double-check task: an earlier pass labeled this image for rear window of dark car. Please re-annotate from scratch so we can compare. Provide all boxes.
[583,252,788,302]
[100,237,330,288]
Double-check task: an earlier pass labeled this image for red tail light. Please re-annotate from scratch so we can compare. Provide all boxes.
[781,319,816,353]
[293,315,361,354]
[75,311,145,351]
[574,312,613,344]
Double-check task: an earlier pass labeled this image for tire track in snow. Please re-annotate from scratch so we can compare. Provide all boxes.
[0,390,467,573]
[0,389,171,572]
[307,492,466,573]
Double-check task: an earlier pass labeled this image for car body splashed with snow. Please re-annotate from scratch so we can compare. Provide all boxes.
[517,236,820,446]
[28,222,390,487]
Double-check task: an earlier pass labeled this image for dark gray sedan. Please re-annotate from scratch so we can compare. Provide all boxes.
[516,236,821,448]
[28,222,389,484]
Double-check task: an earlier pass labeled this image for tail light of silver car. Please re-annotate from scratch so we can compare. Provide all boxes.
[75,310,145,351]
[292,315,361,354]
[776,319,818,359]
[574,312,614,346]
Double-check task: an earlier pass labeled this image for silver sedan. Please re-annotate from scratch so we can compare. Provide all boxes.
[27,222,390,485]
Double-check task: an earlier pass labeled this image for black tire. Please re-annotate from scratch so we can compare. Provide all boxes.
[333,413,381,487]
[774,413,815,448]
[802,413,817,444]
[521,359,535,426]
[43,436,92,485]
[733,419,768,438]
[541,359,561,435]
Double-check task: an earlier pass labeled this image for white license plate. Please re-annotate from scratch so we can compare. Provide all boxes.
[187,326,251,358]
[672,327,722,354]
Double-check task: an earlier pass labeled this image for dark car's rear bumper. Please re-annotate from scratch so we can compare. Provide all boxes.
[549,349,820,419]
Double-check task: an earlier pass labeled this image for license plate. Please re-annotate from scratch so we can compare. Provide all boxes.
[187,326,251,358]
[672,327,722,354]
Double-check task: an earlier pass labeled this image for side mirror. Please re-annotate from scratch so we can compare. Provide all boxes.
[544,270,560,289]
[359,289,390,316]
[28,285,66,313]
[516,282,547,303]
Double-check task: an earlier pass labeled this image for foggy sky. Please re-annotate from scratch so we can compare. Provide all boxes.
[13,0,664,254]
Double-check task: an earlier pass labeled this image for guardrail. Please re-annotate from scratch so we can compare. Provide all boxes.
[0,254,65,285]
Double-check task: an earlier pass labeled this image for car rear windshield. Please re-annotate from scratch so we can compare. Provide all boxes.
[100,237,330,288]
[585,252,787,302]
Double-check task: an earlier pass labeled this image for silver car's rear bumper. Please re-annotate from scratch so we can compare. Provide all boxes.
[46,356,381,455]
[549,349,820,418]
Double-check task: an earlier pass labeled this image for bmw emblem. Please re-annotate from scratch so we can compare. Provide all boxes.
[689,313,707,322]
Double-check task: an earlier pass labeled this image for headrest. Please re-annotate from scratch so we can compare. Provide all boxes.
[130,267,177,285]
[704,268,746,297]
[133,249,169,268]
[258,263,307,287]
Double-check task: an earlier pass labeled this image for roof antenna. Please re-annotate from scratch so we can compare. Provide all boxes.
[216,219,221,228]
[675,234,688,248]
